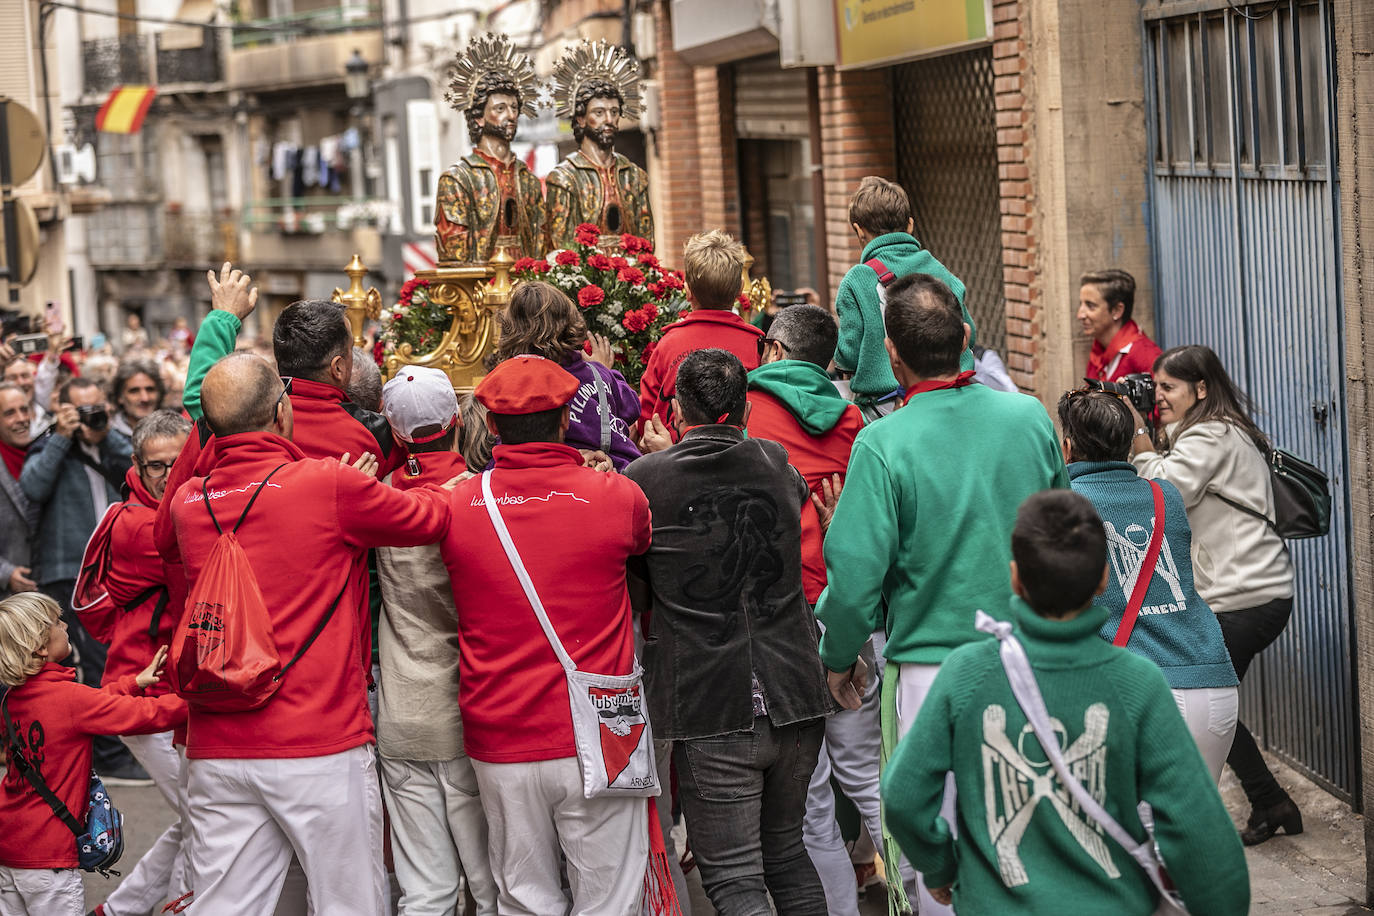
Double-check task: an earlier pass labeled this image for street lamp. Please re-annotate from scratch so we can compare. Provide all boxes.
[344,49,370,100]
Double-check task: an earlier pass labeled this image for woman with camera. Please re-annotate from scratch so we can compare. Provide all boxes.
[1128,345,1298,845]
[1059,388,1239,782]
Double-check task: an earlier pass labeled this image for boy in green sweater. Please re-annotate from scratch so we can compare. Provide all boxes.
[833,176,976,413]
[882,490,1249,915]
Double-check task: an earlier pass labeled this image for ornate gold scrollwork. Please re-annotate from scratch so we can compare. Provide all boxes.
[382,262,499,392]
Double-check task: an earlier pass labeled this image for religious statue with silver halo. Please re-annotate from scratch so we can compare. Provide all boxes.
[434,33,545,263]
[544,40,654,250]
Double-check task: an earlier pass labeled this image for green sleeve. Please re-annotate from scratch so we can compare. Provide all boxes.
[832,273,862,374]
[1132,668,1251,915]
[183,310,242,420]
[881,661,959,888]
[815,437,897,670]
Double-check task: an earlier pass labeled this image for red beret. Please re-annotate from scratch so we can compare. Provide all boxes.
[474,354,580,415]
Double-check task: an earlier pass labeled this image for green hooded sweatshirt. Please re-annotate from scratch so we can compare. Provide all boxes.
[833,232,976,402]
[746,360,850,435]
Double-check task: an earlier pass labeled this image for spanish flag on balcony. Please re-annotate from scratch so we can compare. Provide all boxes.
[96,86,157,134]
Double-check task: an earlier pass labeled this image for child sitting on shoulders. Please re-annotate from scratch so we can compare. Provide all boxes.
[0,594,186,915]
[881,490,1249,915]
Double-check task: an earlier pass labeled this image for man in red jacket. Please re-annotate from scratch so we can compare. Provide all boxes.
[744,305,915,912]
[639,230,763,435]
[157,353,451,916]
[89,408,192,916]
[440,355,651,916]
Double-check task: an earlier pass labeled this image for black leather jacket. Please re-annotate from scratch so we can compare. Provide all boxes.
[624,425,834,740]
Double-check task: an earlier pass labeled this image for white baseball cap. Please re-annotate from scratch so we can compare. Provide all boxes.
[382,365,459,443]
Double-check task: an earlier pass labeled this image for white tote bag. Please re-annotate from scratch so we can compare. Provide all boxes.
[481,472,659,799]
[974,611,1188,916]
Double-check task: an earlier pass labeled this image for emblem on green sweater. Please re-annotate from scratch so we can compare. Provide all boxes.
[982,703,1115,887]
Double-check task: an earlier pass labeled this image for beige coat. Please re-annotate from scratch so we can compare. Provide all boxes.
[1134,419,1293,613]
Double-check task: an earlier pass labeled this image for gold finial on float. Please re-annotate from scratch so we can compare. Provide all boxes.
[332,253,383,349]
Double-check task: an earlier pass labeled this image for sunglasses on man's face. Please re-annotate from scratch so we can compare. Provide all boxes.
[756,337,791,360]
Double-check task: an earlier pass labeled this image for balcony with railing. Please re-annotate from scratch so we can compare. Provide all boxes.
[239,196,388,267]
[83,36,150,96]
[228,4,382,91]
[156,27,224,86]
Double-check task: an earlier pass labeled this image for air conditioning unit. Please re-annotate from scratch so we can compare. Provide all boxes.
[54,143,97,185]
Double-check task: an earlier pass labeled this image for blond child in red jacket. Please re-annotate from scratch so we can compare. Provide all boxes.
[0,593,186,915]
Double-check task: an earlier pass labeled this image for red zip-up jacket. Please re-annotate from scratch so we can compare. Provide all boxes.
[745,390,864,604]
[100,466,175,696]
[0,664,186,868]
[439,442,651,763]
[156,431,450,760]
[639,310,764,430]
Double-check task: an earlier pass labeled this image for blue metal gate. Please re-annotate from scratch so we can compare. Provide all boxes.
[1144,0,1355,800]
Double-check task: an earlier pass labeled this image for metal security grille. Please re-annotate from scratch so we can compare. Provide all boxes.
[892,48,1005,353]
[1146,0,1355,801]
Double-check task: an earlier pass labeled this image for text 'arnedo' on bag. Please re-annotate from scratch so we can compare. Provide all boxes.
[1,692,124,877]
[169,465,346,711]
[480,471,659,799]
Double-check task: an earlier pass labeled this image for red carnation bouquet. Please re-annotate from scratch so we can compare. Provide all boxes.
[512,224,689,386]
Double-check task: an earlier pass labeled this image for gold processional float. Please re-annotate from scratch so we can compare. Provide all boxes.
[332,241,770,394]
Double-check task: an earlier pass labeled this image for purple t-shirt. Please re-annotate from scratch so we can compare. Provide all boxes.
[561,355,643,470]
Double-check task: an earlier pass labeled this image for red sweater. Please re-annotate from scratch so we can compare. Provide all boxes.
[746,391,864,603]
[1086,320,1163,382]
[639,310,764,429]
[0,665,186,868]
[156,432,450,759]
[100,467,176,696]
[439,442,650,763]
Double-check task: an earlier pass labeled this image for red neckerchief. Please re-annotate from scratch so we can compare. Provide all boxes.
[0,440,25,480]
[901,370,976,406]
[1086,320,1146,380]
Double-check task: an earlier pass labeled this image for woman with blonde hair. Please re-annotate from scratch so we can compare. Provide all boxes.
[1129,344,1297,845]
[496,281,641,470]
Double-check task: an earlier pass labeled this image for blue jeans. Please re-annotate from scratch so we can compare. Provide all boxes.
[676,717,827,916]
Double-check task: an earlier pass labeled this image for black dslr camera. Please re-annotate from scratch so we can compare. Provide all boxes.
[77,404,109,431]
[1084,373,1155,415]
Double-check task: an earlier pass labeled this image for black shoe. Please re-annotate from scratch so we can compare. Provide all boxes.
[97,759,153,787]
[1241,797,1303,845]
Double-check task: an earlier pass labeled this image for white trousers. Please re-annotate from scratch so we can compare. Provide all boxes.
[1171,686,1240,784]
[379,755,498,916]
[471,756,647,916]
[896,663,957,916]
[0,866,83,916]
[101,731,188,916]
[184,744,385,916]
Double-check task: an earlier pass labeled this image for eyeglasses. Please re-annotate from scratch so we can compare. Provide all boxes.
[756,337,791,360]
[274,377,294,417]
[136,458,173,479]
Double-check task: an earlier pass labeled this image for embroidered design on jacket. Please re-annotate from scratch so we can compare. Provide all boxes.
[981,702,1116,887]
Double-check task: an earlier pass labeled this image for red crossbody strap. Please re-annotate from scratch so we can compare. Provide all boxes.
[864,257,895,285]
[1113,480,1165,647]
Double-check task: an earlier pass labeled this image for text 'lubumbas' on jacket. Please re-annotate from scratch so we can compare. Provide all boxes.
[156,431,450,760]
[439,442,650,764]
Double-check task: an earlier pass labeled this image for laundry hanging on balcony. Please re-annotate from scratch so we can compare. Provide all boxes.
[96,86,158,134]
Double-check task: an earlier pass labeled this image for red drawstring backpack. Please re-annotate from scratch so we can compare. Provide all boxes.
[169,465,344,711]
[72,502,168,645]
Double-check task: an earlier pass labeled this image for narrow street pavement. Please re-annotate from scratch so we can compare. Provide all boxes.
[79,751,1369,915]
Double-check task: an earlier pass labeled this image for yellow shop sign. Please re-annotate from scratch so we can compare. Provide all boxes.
[833,0,993,68]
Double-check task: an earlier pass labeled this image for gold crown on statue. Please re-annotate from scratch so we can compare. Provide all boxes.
[550,39,641,122]
[444,33,541,119]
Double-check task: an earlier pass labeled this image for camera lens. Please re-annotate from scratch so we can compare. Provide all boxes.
[78,405,108,430]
